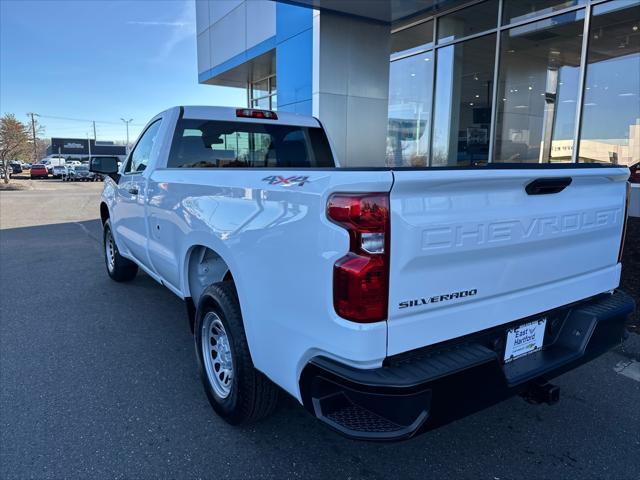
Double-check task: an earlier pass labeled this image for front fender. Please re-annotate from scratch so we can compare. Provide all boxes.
[100,180,124,251]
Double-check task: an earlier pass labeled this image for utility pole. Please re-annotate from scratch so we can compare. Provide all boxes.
[121,118,133,154]
[93,121,97,142]
[27,112,38,162]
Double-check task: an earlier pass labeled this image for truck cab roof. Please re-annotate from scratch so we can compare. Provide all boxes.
[181,106,321,128]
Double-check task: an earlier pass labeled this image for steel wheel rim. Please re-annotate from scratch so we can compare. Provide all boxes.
[105,228,116,272]
[201,311,234,398]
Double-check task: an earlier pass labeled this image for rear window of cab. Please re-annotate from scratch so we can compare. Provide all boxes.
[167,119,335,169]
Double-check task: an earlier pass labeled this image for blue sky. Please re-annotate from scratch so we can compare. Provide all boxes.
[0,0,245,142]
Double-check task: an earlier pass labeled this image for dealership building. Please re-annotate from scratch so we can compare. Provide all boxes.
[46,138,127,162]
[195,0,639,170]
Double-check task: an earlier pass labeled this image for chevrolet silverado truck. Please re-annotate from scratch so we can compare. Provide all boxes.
[91,106,636,440]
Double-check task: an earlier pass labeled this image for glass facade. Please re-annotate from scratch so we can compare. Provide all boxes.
[494,10,585,163]
[387,51,433,166]
[437,0,499,43]
[432,34,496,166]
[249,75,277,110]
[502,0,583,25]
[387,0,640,167]
[578,0,640,164]
[391,20,434,60]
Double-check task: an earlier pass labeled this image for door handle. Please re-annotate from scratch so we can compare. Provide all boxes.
[525,177,572,195]
[128,187,139,195]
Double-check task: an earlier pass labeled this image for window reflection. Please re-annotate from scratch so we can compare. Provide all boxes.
[249,75,276,110]
[391,21,433,60]
[387,51,433,166]
[431,34,496,166]
[437,0,499,44]
[578,0,640,165]
[494,11,584,163]
[502,0,582,26]
[386,0,639,168]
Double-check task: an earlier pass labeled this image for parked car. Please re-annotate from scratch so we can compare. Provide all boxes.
[52,165,67,179]
[22,162,32,170]
[42,156,66,174]
[62,165,73,181]
[92,106,636,441]
[629,162,640,184]
[69,165,93,181]
[29,164,48,179]
[9,162,23,174]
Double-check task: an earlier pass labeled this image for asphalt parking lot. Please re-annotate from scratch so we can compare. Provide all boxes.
[1,180,639,479]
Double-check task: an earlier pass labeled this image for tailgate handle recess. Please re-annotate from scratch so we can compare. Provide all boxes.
[525,177,572,195]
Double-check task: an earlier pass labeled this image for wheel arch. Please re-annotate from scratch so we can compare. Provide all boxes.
[184,244,234,304]
[183,244,236,333]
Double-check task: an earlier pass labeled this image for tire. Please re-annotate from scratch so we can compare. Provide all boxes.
[195,282,279,425]
[103,219,138,282]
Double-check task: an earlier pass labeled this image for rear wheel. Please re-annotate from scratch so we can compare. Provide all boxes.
[195,282,279,425]
[103,219,138,282]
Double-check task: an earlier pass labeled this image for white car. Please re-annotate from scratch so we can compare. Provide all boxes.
[91,106,635,440]
[51,165,67,178]
[42,156,66,174]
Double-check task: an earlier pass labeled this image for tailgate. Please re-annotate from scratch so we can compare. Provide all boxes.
[387,167,629,356]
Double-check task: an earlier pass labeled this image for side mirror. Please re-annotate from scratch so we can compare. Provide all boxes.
[90,157,119,181]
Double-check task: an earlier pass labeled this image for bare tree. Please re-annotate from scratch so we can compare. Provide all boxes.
[0,114,31,184]
[35,137,49,160]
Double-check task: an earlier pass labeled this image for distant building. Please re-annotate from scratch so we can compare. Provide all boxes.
[46,138,126,162]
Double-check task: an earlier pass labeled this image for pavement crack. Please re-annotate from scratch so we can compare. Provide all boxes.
[74,221,101,244]
[613,359,640,382]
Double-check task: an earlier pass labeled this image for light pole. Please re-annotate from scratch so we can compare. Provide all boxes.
[121,118,133,154]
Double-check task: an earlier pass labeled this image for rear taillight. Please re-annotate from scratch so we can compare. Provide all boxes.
[327,193,390,323]
[618,181,631,263]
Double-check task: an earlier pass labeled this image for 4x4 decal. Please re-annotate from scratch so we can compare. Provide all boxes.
[262,175,310,187]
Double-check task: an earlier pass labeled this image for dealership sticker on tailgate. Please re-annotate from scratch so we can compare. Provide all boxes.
[504,318,547,363]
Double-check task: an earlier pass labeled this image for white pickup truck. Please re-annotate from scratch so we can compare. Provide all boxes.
[91,106,635,440]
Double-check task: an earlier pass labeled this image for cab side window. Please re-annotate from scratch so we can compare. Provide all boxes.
[125,120,162,173]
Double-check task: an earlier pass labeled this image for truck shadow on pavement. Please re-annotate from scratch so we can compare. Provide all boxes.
[1,219,638,480]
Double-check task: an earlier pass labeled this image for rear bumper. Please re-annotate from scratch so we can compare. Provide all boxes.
[299,290,636,441]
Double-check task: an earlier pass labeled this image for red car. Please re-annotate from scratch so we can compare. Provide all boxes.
[30,164,48,179]
[629,162,640,184]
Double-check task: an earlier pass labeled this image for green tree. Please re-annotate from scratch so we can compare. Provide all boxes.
[0,113,31,184]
